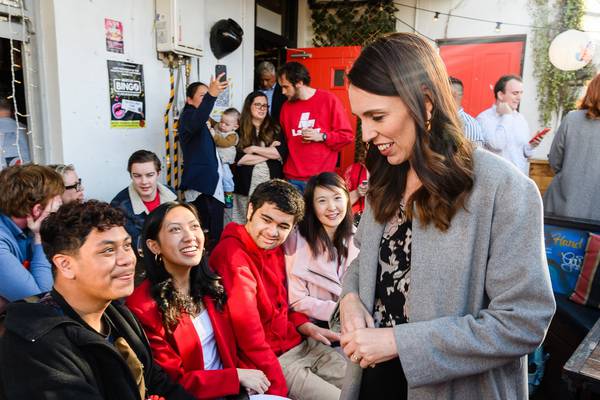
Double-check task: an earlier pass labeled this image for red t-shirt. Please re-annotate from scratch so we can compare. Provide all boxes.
[143,191,161,213]
[279,89,353,181]
[344,162,368,215]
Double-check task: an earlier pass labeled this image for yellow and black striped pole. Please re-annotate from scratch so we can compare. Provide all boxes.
[164,67,175,186]
[172,118,180,189]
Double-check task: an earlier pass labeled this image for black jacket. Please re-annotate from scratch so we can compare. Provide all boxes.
[179,95,220,195]
[0,291,194,400]
[270,83,286,124]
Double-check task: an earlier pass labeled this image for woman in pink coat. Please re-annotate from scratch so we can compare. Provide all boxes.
[284,172,359,325]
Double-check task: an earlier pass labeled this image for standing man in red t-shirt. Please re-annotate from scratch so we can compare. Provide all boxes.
[277,62,353,192]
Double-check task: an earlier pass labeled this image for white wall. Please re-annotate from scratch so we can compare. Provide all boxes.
[35,0,254,201]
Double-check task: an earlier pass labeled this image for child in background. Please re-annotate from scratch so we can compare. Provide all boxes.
[210,108,240,208]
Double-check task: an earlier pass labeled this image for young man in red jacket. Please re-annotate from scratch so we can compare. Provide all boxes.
[277,62,354,192]
[209,179,347,400]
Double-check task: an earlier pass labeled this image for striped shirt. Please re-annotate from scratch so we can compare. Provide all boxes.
[458,108,485,147]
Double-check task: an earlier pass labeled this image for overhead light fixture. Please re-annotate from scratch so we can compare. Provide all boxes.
[495,22,501,32]
[434,12,440,21]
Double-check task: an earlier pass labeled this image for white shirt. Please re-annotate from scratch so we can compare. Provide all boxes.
[191,309,224,371]
[476,105,533,175]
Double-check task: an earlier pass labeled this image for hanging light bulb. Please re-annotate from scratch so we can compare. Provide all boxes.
[495,22,501,32]
[434,12,440,21]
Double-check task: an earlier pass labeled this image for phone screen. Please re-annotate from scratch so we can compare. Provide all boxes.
[215,64,227,82]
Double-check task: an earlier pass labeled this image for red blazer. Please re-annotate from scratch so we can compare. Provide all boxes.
[209,223,310,396]
[126,280,240,400]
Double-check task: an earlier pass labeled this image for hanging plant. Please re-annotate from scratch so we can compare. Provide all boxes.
[310,1,397,47]
[529,0,595,126]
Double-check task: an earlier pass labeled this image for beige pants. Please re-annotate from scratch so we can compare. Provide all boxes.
[278,338,347,400]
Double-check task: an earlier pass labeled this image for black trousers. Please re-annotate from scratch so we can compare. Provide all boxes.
[359,357,407,399]
[190,194,224,252]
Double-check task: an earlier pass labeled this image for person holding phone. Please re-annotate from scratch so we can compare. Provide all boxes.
[179,73,228,251]
[343,141,369,225]
[476,75,541,175]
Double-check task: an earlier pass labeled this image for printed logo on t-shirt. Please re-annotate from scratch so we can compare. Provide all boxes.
[292,112,315,136]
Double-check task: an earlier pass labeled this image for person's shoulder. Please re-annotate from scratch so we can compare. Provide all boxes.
[3,299,75,344]
[110,186,130,205]
[476,106,495,120]
[125,280,155,313]
[472,148,534,189]
[564,109,588,123]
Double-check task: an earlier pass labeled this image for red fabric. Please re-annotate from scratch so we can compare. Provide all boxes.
[143,192,161,213]
[209,223,309,396]
[126,280,241,400]
[570,233,600,306]
[279,89,353,181]
[343,162,367,215]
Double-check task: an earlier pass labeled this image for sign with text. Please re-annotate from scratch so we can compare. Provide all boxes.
[105,18,124,53]
[107,60,145,128]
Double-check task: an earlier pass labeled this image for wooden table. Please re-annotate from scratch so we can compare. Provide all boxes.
[564,318,600,397]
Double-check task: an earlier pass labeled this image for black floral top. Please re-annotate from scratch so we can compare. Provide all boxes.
[373,206,412,327]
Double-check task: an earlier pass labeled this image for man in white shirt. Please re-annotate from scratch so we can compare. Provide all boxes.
[477,75,538,174]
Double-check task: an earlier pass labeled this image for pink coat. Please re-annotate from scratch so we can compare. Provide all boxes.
[284,229,359,322]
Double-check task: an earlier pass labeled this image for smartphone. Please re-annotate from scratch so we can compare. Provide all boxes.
[215,64,227,82]
[529,128,551,145]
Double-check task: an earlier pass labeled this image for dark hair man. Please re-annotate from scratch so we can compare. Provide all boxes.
[210,179,347,400]
[0,200,195,400]
[0,164,63,305]
[256,60,286,122]
[476,75,539,174]
[110,149,177,253]
[179,75,228,251]
[277,62,353,192]
[448,77,486,147]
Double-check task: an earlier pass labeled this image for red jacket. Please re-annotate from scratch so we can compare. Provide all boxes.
[209,223,309,396]
[279,89,354,180]
[126,280,240,400]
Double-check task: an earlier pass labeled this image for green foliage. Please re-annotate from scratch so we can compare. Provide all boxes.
[311,2,397,47]
[530,0,595,125]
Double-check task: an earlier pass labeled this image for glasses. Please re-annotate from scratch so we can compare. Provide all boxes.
[252,103,268,110]
[65,178,83,192]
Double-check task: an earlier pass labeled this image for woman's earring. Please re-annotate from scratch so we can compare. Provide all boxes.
[425,118,432,132]
[154,253,162,264]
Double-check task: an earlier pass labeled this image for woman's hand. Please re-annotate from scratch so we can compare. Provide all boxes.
[208,74,228,97]
[237,368,270,395]
[270,140,281,148]
[340,292,374,335]
[297,322,340,346]
[243,145,257,154]
[341,327,398,369]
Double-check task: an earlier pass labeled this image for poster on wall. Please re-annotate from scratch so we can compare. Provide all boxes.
[107,60,146,129]
[105,18,124,53]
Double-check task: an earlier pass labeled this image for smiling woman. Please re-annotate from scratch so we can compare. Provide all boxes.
[338,32,556,400]
[126,201,272,398]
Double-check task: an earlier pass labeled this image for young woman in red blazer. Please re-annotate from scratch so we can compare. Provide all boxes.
[126,202,271,399]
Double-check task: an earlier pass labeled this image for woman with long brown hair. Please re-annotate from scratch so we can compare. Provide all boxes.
[338,32,555,400]
[231,91,286,224]
[544,73,600,220]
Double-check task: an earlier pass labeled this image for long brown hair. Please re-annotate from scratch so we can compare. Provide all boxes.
[238,91,280,149]
[347,33,474,231]
[298,172,354,263]
[579,73,600,120]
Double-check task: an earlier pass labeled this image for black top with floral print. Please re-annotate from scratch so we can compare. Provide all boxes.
[373,207,412,328]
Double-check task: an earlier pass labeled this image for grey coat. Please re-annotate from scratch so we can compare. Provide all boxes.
[340,149,556,400]
[543,110,600,221]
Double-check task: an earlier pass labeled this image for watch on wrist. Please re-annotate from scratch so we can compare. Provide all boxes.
[322,133,327,142]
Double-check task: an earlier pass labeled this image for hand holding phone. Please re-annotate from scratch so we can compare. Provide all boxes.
[529,128,550,146]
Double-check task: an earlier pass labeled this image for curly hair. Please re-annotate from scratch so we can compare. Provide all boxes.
[0,164,65,217]
[141,202,226,332]
[41,200,126,263]
[347,32,474,230]
[249,179,305,224]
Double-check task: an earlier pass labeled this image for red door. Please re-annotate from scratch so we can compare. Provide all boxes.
[286,46,361,174]
[438,36,525,117]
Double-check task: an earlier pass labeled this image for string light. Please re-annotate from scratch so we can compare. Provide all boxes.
[433,12,439,21]
[495,22,502,32]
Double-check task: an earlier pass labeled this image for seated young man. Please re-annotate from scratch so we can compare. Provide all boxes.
[111,150,177,253]
[0,164,63,307]
[0,200,195,400]
[210,179,347,400]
